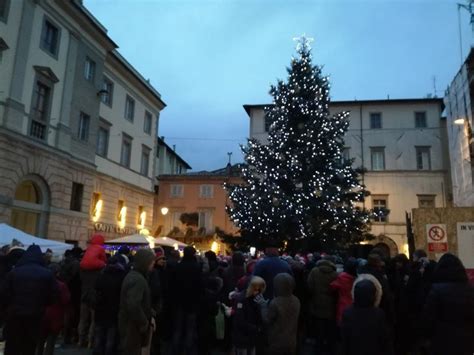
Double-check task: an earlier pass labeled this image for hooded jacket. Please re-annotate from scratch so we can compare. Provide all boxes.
[307,259,337,319]
[423,253,474,355]
[341,276,393,355]
[330,271,356,325]
[119,248,155,353]
[80,234,106,271]
[3,245,57,319]
[261,273,301,355]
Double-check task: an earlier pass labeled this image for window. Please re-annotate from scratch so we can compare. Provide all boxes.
[40,18,60,56]
[140,146,151,176]
[198,210,213,232]
[125,95,135,122]
[264,114,272,132]
[200,185,214,198]
[90,192,101,218]
[30,81,51,140]
[101,77,113,106]
[372,196,388,222]
[370,113,382,129]
[416,146,431,170]
[418,195,436,208]
[415,112,427,128]
[78,112,90,142]
[70,182,84,212]
[0,0,10,22]
[370,147,385,170]
[170,184,183,198]
[341,147,350,163]
[96,126,109,157]
[137,205,144,226]
[84,57,96,81]
[120,134,132,168]
[170,211,182,230]
[144,111,152,135]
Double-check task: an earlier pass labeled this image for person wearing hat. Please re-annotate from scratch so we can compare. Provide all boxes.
[118,248,156,355]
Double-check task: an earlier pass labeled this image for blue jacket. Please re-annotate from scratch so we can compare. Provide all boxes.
[3,245,57,319]
[253,256,292,299]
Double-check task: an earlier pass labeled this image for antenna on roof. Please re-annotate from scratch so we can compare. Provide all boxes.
[227,152,233,165]
[432,76,438,97]
[457,0,474,64]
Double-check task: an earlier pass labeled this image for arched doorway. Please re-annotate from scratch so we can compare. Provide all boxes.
[10,176,50,237]
[372,235,399,258]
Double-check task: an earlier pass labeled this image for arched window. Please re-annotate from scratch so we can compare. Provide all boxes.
[10,176,50,237]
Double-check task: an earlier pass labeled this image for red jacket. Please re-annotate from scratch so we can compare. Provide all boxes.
[80,234,106,271]
[41,279,70,335]
[330,271,355,325]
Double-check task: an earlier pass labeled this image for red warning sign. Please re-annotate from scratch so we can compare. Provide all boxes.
[426,224,448,253]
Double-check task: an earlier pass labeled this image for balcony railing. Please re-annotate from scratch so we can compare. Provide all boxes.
[29,120,47,140]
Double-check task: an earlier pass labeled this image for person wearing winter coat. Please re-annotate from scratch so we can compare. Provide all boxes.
[118,248,156,355]
[253,244,292,300]
[60,247,82,345]
[330,257,358,325]
[423,253,474,355]
[259,273,300,355]
[2,245,57,355]
[37,263,71,355]
[169,246,203,355]
[307,258,338,353]
[341,274,394,355]
[93,255,127,355]
[232,276,266,355]
[78,234,107,347]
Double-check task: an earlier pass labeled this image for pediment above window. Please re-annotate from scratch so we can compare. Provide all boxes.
[33,65,59,83]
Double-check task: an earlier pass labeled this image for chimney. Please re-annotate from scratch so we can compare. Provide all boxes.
[173,145,176,151]
[160,136,164,141]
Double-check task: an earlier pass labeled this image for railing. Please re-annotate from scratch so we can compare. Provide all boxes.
[29,120,47,140]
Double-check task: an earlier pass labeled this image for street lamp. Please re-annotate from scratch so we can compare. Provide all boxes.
[161,207,169,215]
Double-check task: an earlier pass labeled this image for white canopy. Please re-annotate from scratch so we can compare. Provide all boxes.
[155,236,187,248]
[0,223,73,254]
[105,234,153,245]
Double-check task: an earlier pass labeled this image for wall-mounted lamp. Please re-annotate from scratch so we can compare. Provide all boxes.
[138,211,147,230]
[454,118,465,125]
[161,207,169,215]
[92,199,103,222]
[118,206,127,229]
[96,89,109,100]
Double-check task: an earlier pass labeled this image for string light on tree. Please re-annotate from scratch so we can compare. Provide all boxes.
[225,35,371,250]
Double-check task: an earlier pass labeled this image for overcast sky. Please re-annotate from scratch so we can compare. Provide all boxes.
[85,0,472,171]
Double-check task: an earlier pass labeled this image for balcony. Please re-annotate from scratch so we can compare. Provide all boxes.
[29,120,47,140]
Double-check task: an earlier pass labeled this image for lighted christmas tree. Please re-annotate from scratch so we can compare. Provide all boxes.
[226,36,370,250]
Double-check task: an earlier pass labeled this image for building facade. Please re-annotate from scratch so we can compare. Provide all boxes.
[0,0,165,245]
[153,165,242,250]
[155,137,191,177]
[244,98,451,254]
[444,49,474,207]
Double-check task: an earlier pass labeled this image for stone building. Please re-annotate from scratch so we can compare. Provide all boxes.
[0,0,165,246]
[244,98,451,255]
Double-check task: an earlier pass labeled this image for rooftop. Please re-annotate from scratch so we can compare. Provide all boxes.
[159,163,244,180]
[157,137,192,170]
[243,97,444,116]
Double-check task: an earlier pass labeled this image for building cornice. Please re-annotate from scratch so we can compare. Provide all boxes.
[243,98,445,117]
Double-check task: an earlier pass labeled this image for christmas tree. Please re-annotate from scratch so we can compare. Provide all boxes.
[226,36,370,251]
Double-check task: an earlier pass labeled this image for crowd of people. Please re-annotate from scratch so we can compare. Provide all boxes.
[0,234,473,355]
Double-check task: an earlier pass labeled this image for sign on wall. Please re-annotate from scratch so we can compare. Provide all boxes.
[426,224,448,252]
[457,222,474,269]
